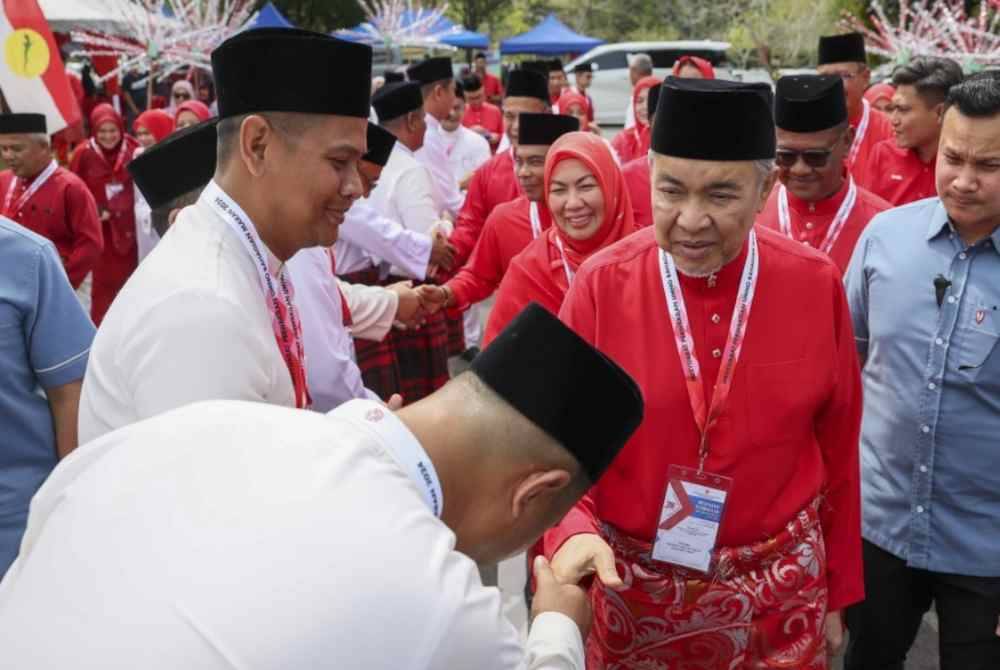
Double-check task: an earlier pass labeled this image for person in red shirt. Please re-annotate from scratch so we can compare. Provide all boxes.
[547,58,568,106]
[864,81,895,112]
[446,69,551,274]
[417,113,579,317]
[611,76,661,163]
[0,113,103,291]
[817,33,895,188]
[484,131,635,344]
[570,63,595,122]
[461,74,503,153]
[672,55,715,79]
[70,103,141,325]
[546,78,863,669]
[132,110,175,149]
[473,52,503,105]
[758,75,891,274]
[557,89,601,137]
[862,57,964,207]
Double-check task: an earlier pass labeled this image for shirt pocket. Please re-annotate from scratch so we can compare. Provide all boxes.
[954,307,1000,386]
[746,358,819,448]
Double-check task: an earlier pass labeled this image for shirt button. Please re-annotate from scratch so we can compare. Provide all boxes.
[959,252,968,260]
[916,505,925,514]
[928,382,937,390]
[947,296,957,304]
[921,425,931,433]
[920,465,928,473]
[711,313,721,324]
[805,222,815,230]
[935,338,944,346]
[712,348,722,358]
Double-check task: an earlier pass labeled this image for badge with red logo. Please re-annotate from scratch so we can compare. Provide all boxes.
[365,408,384,422]
[976,309,986,325]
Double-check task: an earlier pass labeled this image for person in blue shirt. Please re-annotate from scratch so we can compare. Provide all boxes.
[844,72,1000,670]
[0,217,95,577]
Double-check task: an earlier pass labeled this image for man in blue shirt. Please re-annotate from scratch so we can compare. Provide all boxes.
[0,218,94,577]
[844,73,1000,670]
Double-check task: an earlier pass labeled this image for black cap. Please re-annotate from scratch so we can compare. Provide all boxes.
[461,74,483,93]
[407,57,453,86]
[0,113,47,134]
[475,51,487,60]
[212,28,372,119]
[363,123,396,167]
[651,78,775,160]
[521,60,550,76]
[518,113,579,146]
[384,70,405,84]
[372,81,423,123]
[573,62,593,74]
[470,303,644,482]
[775,75,847,133]
[648,84,661,117]
[818,32,866,65]
[505,69,549,103]
[549,58,564,72]
[128,120,218,210]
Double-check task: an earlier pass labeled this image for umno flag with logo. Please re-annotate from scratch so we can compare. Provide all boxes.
[0,0,80,134]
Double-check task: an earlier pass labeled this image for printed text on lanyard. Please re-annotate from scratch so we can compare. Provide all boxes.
[777,177,857,255]
[3,160,57,218]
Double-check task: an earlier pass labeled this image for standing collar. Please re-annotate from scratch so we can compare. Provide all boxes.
[201,180,283,276]
[330,399,443,518]
[784,172,851,216]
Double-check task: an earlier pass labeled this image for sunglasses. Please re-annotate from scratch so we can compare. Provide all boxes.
[173,92,191,100]
[775,149,835,169]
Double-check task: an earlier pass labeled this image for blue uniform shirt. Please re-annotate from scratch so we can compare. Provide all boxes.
[0,217,95,575]
[845,197,1000,577]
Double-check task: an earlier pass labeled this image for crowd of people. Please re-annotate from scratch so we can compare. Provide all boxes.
[0,25,997,670]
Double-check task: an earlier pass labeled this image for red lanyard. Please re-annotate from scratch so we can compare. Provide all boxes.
[89,138,129,176]
[205,181,311,409]
[777,177,858,255]
[2,160,57,218]
[658,231,760,471]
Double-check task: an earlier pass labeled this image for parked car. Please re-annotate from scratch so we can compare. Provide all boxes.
[566,41,775,126]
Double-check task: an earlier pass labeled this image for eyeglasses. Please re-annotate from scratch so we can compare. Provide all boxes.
[775,148,835,169]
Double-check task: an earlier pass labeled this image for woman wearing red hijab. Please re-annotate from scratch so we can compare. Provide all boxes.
[132,110,175,149]
[557,89,601,135]
[174,100,212,130]
[863,81,895,112]
[485,132,635,344]
[611,76,661,163]
[131,110,176,263]
[672,55,716,79]
[70,103,141,324]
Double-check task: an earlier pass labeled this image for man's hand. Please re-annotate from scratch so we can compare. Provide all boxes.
[386,394,403,410]
[550,533,624,590]
[430,233,456,271]
[824,610,845,658]
[387,281,425,330]
[414,284,450,315]
[531,556,592,641]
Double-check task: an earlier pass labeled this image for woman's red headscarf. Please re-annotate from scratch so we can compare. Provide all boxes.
[672,55,716,79]
[484,132,635,344]
[175,100,212,123]
[90,102,124,137]
[864,82,895,109]
[612,75,661,162]
[558,89,590,122]
[133,110,175,143]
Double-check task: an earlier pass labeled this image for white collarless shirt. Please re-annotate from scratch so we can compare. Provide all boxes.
[334,198,433,279]
[78,184,296,443]
[441,125,492,186]
[0,399,584,669]
[416,113,467,216]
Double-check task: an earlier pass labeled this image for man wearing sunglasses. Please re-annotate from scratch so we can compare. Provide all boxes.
[759,75,891,273]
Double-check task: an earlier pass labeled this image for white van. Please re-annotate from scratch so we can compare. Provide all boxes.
[566,41,754,126]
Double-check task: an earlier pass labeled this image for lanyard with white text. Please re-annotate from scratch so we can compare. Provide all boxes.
[3,160,57,217]
[89,138,129,175]
[553,233,574,286]
[659,230,759,472]
[529,201,542,239]
[777,177,858,255]
[204,181,310,409]
[847,99,870,168]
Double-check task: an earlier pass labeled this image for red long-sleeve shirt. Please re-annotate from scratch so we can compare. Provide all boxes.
[621,157,652,229]
[462,102,503,153]
[446,196,551,310]
[545,226,864,611]
[858,139,937,207]
[0,167,103,288]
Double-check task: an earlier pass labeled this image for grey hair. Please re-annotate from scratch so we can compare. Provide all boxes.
[754,158,775,185]
[30,133,50,148]
[629,53,653,76]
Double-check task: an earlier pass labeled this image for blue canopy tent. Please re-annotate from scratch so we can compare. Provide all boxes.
[246,2,295,30]
[499,14,603,55]
[337,11,488,50]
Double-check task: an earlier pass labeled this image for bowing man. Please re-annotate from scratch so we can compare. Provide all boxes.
[546,78,864,669]
[758,75,891,274]
[0,113,102,293]
[78,28,373,443]
[419,113,580,318]
[816,32,895,188]
[0,305,644,670]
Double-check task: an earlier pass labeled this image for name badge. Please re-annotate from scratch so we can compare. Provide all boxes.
[651,465,732,573]
[105,182,124,201]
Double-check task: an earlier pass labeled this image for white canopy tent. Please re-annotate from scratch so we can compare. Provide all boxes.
[39,0,167,35]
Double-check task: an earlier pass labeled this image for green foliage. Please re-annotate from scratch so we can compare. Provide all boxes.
[266,0,365,32]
